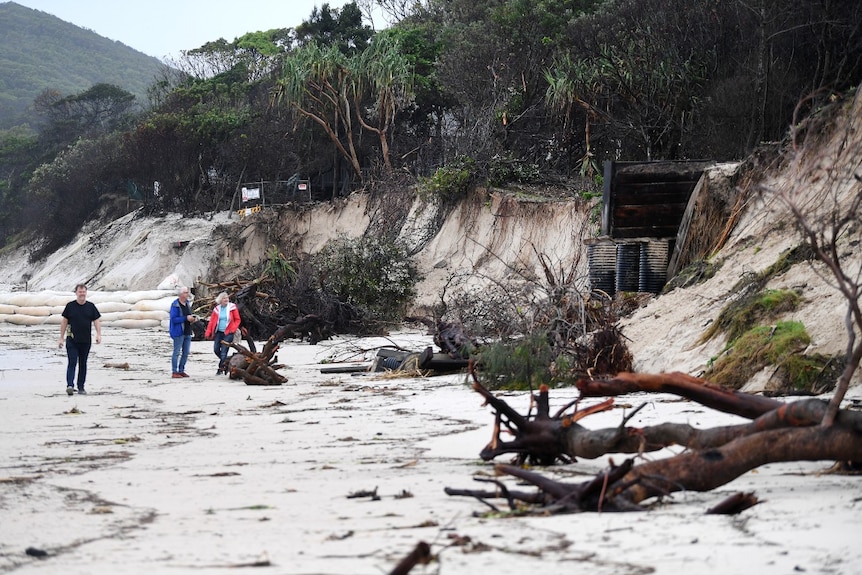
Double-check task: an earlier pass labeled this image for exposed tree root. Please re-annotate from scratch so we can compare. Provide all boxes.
[453,364,862,512]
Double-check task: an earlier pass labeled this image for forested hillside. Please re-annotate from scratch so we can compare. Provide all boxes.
[0,0,860,260]
[0,1,164,129]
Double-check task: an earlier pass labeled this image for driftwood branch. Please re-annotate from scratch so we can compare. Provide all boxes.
[471,367,846,463]
[575,371,783,419]
[225,338,287,385]
[451,409,862,513]
[388,541,432,575]
[706,492,761,514]
[454,365,862,512]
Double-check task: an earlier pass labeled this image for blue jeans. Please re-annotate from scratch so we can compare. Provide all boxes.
[65,339,91,389]
[172,335,192,374]
[213,331,234,367]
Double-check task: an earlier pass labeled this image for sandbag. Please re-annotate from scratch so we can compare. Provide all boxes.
[122,290,176,304]
[85,291,130,304]
[132,296,175,312]
[2,314,46,326]
[93,301,133,313]
[11,306,52,317]
[103,319,162,329]
[157,274,181,290]
[100,310,168,322]
[0,289,176,329]
[0,292,68,307]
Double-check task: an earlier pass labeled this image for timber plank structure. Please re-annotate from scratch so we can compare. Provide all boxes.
[601,160,714,239]
[589,160,715,295]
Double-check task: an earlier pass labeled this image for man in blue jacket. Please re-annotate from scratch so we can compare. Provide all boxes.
[169,286,196,378]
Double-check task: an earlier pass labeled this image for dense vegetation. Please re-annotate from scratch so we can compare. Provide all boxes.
[1,0,861,259]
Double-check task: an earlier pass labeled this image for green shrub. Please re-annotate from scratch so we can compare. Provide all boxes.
[314,235,419,324]
[476,332,558,390]
[487,153,540,186]
[264,245,295,282]
[418,156,477,203]
[780,353,844,394]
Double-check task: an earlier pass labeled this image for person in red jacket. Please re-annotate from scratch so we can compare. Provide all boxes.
[204,291,241,375]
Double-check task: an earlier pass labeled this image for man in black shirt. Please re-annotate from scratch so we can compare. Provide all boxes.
[58,284,102,395]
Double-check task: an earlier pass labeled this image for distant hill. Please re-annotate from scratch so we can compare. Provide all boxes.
[0,1,166,129]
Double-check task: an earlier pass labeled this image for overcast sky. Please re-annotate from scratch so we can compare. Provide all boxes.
[13,0,379,61]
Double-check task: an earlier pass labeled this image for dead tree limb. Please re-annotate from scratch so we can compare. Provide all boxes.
[490,459,644,512]
[451,414,862,513]
[575,371,784,419]
[455,365,862,512]
[613,418,862,505]
[706,492,760,515]
[272,314,333,345]
[472,364,862,463]
[389,541,432,575]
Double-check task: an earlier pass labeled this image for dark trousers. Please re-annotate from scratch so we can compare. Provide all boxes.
[65,339,91,388]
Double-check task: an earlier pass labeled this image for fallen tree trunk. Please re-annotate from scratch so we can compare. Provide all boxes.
[615,420,862,504]
[484,417,862,512]
[452,366,862,512]
[575,371,784,419]
[272,314,333,345]
[479,385,856,462]
[473,370,798,463]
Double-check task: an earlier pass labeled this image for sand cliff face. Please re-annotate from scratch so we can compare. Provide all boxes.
[214,189,596,312]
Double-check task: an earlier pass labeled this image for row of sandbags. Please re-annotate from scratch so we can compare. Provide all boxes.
[0,289,186,330]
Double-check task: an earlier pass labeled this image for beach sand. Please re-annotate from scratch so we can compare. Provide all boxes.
[1,323,861,575]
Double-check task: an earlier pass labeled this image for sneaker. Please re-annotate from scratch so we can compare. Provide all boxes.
[172,373,183,379]
[77,388,86,395]
[66,386,74,396]
[216,369,223,375]
[179,372,190,378]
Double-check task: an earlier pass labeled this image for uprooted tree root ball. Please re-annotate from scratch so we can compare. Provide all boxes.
[446,365,862,514]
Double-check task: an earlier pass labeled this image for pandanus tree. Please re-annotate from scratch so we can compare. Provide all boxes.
[273,42,363,179]
[272,30,415,181]
[544,38,707,162]
[353,29,415,173]
[544,54,604,178]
